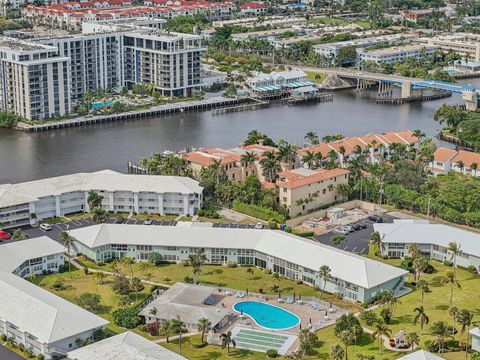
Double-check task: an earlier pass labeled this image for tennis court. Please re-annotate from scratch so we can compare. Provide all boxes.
[231,326,297,355]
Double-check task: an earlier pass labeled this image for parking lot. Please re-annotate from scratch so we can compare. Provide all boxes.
[212,222,258,229]
[314,215,394,254]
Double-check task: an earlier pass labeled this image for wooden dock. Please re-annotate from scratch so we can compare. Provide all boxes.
[16,97,245,132]
[284,93,333,105]
[211,99,269,115]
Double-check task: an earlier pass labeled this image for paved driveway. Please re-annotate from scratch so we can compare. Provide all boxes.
[314,215,395,254]
[0,345,24,360]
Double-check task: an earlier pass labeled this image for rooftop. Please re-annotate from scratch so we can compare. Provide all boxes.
[0,37,57,52]
[0,169,203,208]
[361,44,437,56]
[276,168,350,189]
[70,224,408,289]
[67,331,186,360]
[399,349,443,360]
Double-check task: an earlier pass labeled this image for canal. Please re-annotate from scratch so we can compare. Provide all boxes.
[0,78,479,183]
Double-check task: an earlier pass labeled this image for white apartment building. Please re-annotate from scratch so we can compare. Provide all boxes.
[0,169,203,229]
[313,34,416,59]
[0,237,108,359]
[0,38,71,120]
[70,224,408,302]
[374,220,480,272]
[357,44,438,67]
[429,147,480,177]
[420,34,480,62]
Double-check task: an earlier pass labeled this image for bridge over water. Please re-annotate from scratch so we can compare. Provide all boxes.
[301,66,480,110]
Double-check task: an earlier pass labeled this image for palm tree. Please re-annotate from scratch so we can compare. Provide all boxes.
[91,207,108,224]
[148,307,159,333]
[160,321,172,343]
[430,321,451,355]
[416,279,429,306]
[330,344,345,360]
[442,270,461,308]
[277,143,298,167]
[338,330,355,360]
[449,306,459,337]
[59,231,74,279]
[471,162,478,177]
[413,306,430,335]
[413,129,426,140]
[169,317,187,355]
[188,249,207,284]
[338,145,347,166]
[413,257,430,283]
[457,309,474,360]
[139,262,153,279]
[87,190,103,209]
[408,243,420,260]
[369,231,382,254]
[302,150,317,169]
[197,317,211,343]
[220,331,236,356]
[371,322,391,355]
[319,265,331,298]
[131,277,142,302]
[260,152,280,182]
[12,228,29,240]
[447,242,461,278]
[305,131,319,145]
[240,151,256,169]
[406,332,419,352]
[456,160,465,173]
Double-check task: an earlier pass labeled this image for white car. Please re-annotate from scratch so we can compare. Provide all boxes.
[39,223,52,231]
[254,222,264,229]
[143,219,153,225]
[333,227,349,235]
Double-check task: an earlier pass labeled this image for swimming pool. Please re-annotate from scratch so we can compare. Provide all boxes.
[233,301,300,330]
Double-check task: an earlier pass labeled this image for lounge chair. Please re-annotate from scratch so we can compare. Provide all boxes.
[286,297,294,304]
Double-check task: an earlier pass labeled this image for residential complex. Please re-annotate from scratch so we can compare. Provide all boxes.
[399,350,443,359]
[420,33,480,62]
[0,169,203,229]
[374,220,480,272]
[67,331,186,360]
[69,224,408,302]
[0,237,108,359]
[298,130,421,165]
[0,19,205,119]
[357,44,438,67]
[276,168,350,217]
[429,147,480,177]
[0,39,71,120]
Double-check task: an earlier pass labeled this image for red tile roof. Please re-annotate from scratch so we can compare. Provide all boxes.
[433,147,457,163]
[452,150,480,168]
[276,168,350,189]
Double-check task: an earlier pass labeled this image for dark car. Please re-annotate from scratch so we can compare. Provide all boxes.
[368,215,383,223]
[351,224,361,231]
[114,217,126,224]
[358,222,367,229]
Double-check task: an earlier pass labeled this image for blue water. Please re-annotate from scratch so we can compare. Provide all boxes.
[233,301,300,330]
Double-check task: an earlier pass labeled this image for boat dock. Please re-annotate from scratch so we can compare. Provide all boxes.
[15,97,245,132]
[211,98,269,115]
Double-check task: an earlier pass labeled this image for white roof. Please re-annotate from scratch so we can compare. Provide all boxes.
[399,350,443,360]
[0,271,108,343]
[0,169,203,208]
[67,331,186,360]
[247,69,307,85]
[139,283,229,326]
[470,327,480,338]
[70,225,407,289]
[374,220,480,257]
[0,237,65,272]
[0,238,108,344]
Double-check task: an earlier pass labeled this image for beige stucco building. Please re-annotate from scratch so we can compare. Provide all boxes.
[276,168,350,217]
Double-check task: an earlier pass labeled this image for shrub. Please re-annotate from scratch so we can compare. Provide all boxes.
[1,334,6,342]
[258,288,264,294]
[296,280,303,285]
[180,259,190,267]
[284,226,292,233]
[444,260,454,267]
[266,349,278,358]
[18,343,25,352]
[111,274,131,295]
[359,310,379,326]
[95,260,105,266]
[291,229,315,237]
[333,292,343,300]
[467,265,478,274]
[232,200,285,223]
[52,279,66,291]
[147,322,160,336]
[227,261,237,268]
[380,307,392,324]
[112,307,142,329]
[76,292,101,313]
[83,266,89,275]
[148,252,163,265]
[37,355,45,360]
[313,285,320,291]
[184,275,193,284]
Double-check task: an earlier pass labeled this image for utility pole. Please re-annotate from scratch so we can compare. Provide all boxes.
[426,196,431,221]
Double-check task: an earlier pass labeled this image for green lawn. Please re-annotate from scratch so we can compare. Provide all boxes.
[306,71,326,84]
[77,260,361,313]
[32,268,158,339]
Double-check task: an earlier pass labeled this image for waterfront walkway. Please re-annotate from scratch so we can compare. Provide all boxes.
[16,96,242,132]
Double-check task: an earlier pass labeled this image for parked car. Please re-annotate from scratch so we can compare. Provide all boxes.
[114,217,125,224]
[143,219,153,225]
[368,215,383,223]
[254,222,264,229]
[39,223,52,231]
[351,224,361,231]
[0,230,11,240]
[334,227,350,235]
[358,222,367,229]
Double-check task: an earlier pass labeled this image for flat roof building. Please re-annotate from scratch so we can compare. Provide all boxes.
[0,169,203,228]
[420,34,480,62]
[357,44,438,67]
[67,331,186,360]
[70,224,408,302]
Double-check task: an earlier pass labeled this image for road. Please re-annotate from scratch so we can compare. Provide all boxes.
[0,345,24,360]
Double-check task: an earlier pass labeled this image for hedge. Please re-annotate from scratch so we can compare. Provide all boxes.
[232,200,285,223]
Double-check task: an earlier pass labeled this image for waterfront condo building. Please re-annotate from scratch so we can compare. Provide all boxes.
[276,168,350,217]
[0,38,71,120]
[429,147,480,177]
[420,33,480,62]
[70,224,408,302]
[357,44,438,68]
[0,169,203,228]
[0,237,108,359]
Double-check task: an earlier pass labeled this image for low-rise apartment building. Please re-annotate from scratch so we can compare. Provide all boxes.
[0,237,108,359]
[0,38,71,120]
[429,147,480,177]
[238,1,267,17]
[70,224,408,302]
[420,33,480,62]
[357,44,438,67]
[374,220,480,272]
[276,168,349,217]
[0,169,203,229]
[298,130,421,166]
